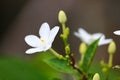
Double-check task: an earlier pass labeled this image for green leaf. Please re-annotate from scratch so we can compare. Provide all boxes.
[0,56,60,80]
[80,39,99,72]
[44,57,75,74]
[31,52,63,79]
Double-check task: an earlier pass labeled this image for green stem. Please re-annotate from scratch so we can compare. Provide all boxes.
[108,54,113,68]
[105,68,110,80]
[79,54,84,66]
[62,23,66,32]
[49,48,66,60]
[104,54,113,80]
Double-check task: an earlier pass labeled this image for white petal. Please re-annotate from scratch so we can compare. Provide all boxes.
[43,43,52,51]
[48,26,59,43]
[74,32,80,38]
[92,33,103,39]
[99,36,112,46]
[79,28,92,42]
[99,39,112,46]
[78,28,90,37]
[39,22,50,39]
[113,30,120,35]
[25,48,43,54]
[74,28,91,44]
[25,35,40,47]
[74,28,113,46]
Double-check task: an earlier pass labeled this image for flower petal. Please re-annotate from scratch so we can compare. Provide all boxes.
[99,36,112,46]
[25,35,40,47]
[74,28,112,46]
[48,26,59,43]
[78,28,90,37]
[113,30,120,35]
[99,39,112,46]
[92,33,103,39]
[43,43,52,51]
[74,28,91,44]
[25,48,43,54]
[39,22,50,39]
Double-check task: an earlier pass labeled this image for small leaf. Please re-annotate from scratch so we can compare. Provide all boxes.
[44,57,75,74]
[80,39,99,72]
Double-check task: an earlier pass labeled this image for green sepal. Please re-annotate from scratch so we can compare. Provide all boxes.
[60,27,70,45]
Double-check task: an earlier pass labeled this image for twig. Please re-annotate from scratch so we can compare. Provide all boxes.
[69,53,88,80]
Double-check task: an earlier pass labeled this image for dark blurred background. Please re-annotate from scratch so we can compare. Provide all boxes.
[0,0,120,65]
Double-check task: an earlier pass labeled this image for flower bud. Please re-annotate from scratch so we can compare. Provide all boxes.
[58,10,67,24]
[79,43,87,55]
[102,67,108,73]
[93,73,100,80]
[108,41,116,55]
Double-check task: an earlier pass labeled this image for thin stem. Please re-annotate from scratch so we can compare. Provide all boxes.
[104,54,113,80]
[49,48,66,60]
[69,53,88,80]
[105,69,110,80]
[79,54,84,65]
[108,54,113,68]
[62,23,66,32]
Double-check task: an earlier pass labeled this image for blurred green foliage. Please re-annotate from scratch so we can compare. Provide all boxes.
[0,54,62,80]
[89,63,120,80]
[0,47,119,80]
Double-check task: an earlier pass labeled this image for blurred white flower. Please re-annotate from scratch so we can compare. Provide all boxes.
[25,22,59,54]
[113,30,120,35]
[74,28,112,46]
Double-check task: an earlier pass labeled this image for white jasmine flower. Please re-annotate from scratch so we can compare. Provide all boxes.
[113,30,120,35]
[25,22,59,54]
[74,28,112,46]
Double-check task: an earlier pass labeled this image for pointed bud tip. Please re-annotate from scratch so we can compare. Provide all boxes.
[93,73,100,80]
[79,42,87,55]
[58,10,67,24]
[108,41,116,55]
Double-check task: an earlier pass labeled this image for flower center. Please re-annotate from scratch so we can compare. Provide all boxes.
[40,38,46,44]
[40,38,47,50]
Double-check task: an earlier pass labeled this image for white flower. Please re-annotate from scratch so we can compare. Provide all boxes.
[113,30,120,35]
[74,28,112,46]
[25,22,59,54]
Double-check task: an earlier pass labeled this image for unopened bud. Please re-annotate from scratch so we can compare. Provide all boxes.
[108,41,116,55]
[58,10,67,24]
[93,73,100,80]
[79,43,87,55]
[102,67,108,73]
